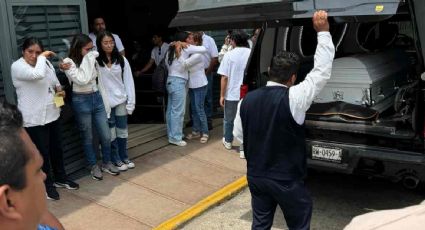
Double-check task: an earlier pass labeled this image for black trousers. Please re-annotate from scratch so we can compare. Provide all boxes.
[247,176,312,230]
[26,119,67,188]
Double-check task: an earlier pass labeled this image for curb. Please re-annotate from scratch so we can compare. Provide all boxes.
[153,175,248,230]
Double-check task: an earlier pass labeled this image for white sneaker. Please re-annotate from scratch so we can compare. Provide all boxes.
[239,150,245,159]
[114,161,128,171]
[222,138,232,150]
[169,140,187,147]
[123,159,135,169]
[239,145,245,159]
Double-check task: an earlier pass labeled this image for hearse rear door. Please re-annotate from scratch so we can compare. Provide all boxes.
[170,0,402,30]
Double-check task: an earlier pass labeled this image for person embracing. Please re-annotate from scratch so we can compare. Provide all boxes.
[62,34,120,180]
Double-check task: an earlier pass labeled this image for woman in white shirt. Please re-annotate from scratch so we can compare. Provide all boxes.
[165,31,207,146]
[184,32,209,143]
[63,34,119,180]
[96,31,136,171]
[11,37,79,201]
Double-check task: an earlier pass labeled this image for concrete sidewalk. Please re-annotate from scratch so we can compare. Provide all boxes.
[48,124,247,229]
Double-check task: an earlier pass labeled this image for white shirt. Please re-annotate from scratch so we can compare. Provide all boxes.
[63,51,111,118]
[233,32,335,142]
[166,45,207,80]
[89,32,125,53]
[201,33,219,69]
[11,56,61,127]
[98,57,136,114]
[151,42,170,65]
[184,53,208,89]
[217,47,251,101]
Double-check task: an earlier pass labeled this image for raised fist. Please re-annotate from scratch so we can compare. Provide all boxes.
[313,10,329,32]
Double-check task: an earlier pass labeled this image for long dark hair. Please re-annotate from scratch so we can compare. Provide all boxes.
[22,37,44,52]
[68,34,92,67]
[167,31,190,65]
[96,31,124,70]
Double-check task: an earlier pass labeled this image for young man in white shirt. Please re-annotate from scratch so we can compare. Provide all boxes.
[217,30,251,150]
[88,17,125,56]
[136,33,169,76]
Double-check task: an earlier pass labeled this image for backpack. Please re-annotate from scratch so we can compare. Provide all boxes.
[152,56,168,93]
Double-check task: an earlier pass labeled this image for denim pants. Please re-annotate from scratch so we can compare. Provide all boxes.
[72,91,112,166]
[26,119,67,188]
[166,76,187,142]
[109,103,129,163]
[204,72,214,121]
[223,100,239,142]
[189,86,209,135]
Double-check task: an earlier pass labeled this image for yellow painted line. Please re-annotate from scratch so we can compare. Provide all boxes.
[154,175,248,230]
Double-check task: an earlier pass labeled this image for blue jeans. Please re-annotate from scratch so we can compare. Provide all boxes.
[109,103,129,163]
[223,100,239,143]
[189,86,209,135]
[72,91,111,166]
[204,72,214,121]
[166,76,187,142]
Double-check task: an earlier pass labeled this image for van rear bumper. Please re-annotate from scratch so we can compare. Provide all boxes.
[306,140,425,182]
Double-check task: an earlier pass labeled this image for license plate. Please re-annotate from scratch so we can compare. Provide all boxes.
[312,145,342,163]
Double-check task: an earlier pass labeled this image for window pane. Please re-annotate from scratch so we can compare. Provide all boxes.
[13,5,82,64]
[178,0,281,12]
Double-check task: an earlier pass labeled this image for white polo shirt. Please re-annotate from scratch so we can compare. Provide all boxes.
[217,47,251,101]
[89,32,125,52]
[151,42,170,65]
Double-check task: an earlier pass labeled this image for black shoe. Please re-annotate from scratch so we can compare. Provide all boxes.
[54,179,79,190]
[46,187,60,201]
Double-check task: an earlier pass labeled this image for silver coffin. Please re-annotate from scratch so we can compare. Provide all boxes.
[314,50,408,111]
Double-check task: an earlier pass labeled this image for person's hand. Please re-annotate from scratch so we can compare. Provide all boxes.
[225,36,231,45]
[220,96,225,107]
[59,62,71,71]
[56,90,66,98]
[313,10,329,32]
[40,50,56,58]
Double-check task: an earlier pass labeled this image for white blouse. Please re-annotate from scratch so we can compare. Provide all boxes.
[184,53,208,89]
[11,56,61,127]
[166,45,207,80]
[98,57,136,114]
[63,51,111,118]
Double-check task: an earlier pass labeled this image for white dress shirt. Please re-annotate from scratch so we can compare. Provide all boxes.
[184,53,208,89]
[166,45,207,80]
[201,33,219,69]
[11,56,61,127]
[89,32,125,53]
[233,32,335,142]
[217,47,251,101]
[151,42,170,65]
[98,57,136,114]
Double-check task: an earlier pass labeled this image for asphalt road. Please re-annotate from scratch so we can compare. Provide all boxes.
[181,170,425,230]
